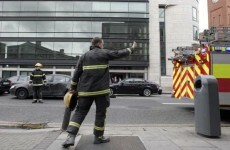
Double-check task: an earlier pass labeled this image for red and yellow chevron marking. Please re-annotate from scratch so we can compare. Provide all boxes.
[180,66,195,99]
[187,66,195,99]
[194,52,210,75]
[173,62,181,98]
[180,67,188,98]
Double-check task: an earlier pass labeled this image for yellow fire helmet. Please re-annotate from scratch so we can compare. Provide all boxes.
[35,63,42,67]
[64,91,78,111]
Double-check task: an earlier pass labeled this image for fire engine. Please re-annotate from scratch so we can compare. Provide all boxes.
[169,27,230,105]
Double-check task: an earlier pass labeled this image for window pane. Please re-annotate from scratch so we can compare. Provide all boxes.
[56,2,73,11]
[38,1,55,11]
[2,21,19,32]
[37,21,55,32]
[19,21,36,32]
[111,2,128,12]
[193,26,198,40]
[0,1,3,11]
[192,7,197,21]
[55,21,73,32]
[21,1,38,11]
[73,22,92,32]
[92,2,110,12]
[3,2,20,11]
[74,2,92,12]
[73,42,91,56]
[54,42,73,54]
[129,3,146,12]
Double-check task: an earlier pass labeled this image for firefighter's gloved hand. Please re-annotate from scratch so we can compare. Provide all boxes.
[29,80,32,84]
[69,89,76,94]
[130,41,137,54]
[44,80,47,86]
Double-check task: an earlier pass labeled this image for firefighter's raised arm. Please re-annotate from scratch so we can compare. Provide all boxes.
[106,41,137,60]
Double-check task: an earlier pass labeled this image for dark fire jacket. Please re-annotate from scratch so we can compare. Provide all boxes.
[30,69,46,86]
[71,47,132,97]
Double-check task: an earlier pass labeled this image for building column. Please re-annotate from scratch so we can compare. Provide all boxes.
[149,1,161,84]
[17,65,20,76]
[0,65,2,78]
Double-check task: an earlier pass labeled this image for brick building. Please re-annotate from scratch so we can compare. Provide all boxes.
[208,0,230,28]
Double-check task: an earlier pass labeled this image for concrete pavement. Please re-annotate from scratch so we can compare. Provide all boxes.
[1,123,230,150]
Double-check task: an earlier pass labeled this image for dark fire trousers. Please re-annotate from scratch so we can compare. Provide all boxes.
[33,86,42,100]
[67,95,110,137]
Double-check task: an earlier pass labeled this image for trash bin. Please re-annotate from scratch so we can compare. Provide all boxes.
[194,75,221,137]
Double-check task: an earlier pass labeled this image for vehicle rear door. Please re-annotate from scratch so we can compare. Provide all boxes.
[50,75,68,96]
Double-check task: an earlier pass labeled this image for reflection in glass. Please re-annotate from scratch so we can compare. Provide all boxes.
[92,2,110,12]
[73,22,92,32]
[3,1,20,11]
[73,42,91,56]
[56,2,73,11]
[55,21,73,32]
[37,21,55,32]
[74,2,92,12]
[111,2,128,12]
[21,1,38,11]
[54,42,73,54]
[192,7,197,21]
[129,3,146,12]
[0,2,2,11]
[2,21,19,32]
[38,1,55,11]
[19,21,36,32]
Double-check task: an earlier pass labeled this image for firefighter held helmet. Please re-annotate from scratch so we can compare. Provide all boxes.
[35,63,42,67]
[64,91,78,111]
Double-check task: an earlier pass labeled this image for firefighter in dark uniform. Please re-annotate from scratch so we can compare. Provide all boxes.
[62,37,137,148]
[30,63,46,103]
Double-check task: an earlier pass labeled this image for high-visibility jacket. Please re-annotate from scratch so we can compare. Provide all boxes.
[71,46,132,97]
[30,69,46,86]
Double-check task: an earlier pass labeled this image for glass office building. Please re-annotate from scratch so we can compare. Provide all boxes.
[0,0,149,79]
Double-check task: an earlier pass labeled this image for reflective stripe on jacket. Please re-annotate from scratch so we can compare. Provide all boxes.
[71,47,131,97]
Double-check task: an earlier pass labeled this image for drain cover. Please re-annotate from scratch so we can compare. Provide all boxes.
[75,136,146,150]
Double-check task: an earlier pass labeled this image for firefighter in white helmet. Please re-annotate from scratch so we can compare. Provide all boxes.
[29,63,46,103]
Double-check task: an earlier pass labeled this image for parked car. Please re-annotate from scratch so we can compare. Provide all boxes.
[0,78,12,95]
[7,75,29,85]
[10,74,71,99]
[109,78,162,97]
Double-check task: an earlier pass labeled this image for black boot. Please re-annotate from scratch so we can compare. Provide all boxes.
[38,99,43,103]
[94,136,110,144]
[32,100,37,103]
[62,134,76,148]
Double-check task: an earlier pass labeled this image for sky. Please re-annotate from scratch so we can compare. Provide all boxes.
[199,0,209,32]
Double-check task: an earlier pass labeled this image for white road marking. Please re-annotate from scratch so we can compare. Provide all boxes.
[162,103,194,105]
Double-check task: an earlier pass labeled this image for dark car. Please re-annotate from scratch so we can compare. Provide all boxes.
[109,78,162,97]
[10,74,71,99]
[7,75,29,85]
[0,78,12,95]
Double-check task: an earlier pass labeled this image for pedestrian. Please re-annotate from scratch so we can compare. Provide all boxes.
[29,63,46,103]
[62,37,137,148]
[114,76,118,83]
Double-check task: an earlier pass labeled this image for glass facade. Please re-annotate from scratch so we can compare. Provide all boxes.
[0,1,149,61]
[0,0,149,78]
